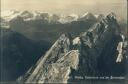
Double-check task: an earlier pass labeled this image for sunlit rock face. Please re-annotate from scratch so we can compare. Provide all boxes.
[17,34,80,83]
[18,13,127,83]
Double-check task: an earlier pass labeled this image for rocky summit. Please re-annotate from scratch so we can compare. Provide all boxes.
[17,13,127,83]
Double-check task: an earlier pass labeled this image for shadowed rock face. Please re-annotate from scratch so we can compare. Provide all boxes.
[70,13,126,78]
[18,13,127,83]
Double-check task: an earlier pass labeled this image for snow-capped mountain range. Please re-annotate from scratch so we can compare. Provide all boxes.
[1,10,104,24]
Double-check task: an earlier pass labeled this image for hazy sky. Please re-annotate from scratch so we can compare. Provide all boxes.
[2,0,126,10]
[1,0,127,19]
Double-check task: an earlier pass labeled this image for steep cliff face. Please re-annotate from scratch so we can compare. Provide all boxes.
[18,13,127,83]
[18,34,80,83]
[70,13,126,78]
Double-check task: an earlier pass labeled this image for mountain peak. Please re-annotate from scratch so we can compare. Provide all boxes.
[82,12,89,17]
[78,12,97,21]
[107,12,116,18]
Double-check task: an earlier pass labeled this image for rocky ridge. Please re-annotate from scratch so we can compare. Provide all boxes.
[18,13,127,83]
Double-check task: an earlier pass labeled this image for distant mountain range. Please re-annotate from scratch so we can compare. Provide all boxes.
[1,10,104,28]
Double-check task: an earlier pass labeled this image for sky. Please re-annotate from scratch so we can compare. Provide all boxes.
[1,0,126,10]
[1,0,127,19]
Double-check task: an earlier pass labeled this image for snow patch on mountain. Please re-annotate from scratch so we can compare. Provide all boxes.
[58,14,78,24]
[1,10,21,21]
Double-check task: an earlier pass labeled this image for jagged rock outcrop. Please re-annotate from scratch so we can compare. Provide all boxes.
[70,13,126,78]
[18,13,127,83]
[17,34,80,83]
